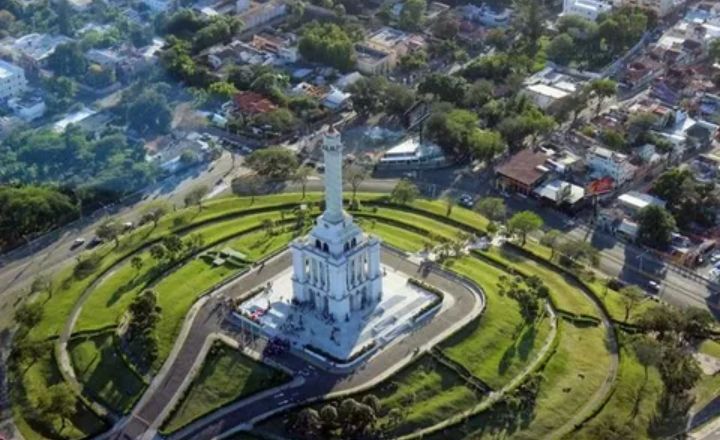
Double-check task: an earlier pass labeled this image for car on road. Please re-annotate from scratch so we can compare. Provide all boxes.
[71,238,85,249]
[459,194,474,208]
[86,237,104,248]
[647,280,661,293]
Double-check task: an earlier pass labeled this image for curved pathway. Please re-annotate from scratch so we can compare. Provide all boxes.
[103,248,484,440]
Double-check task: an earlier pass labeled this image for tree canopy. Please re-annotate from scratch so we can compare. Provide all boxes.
[299,22,355,71]
[246,147,299,179]
[636,205,676,249]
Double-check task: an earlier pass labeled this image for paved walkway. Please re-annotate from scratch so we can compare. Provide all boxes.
[103,248,483,440]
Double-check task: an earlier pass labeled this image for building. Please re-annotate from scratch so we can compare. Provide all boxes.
[322,87,351,110]
[229,91,277,115]
[251,31,298,62]
[617,191,666,217]
[290,128,383,320]
[460,4,511,27]
[0,59,26,100]
[562,0,613,21]
[586,146,637,185]
[85,48,123,69]
[7,33,73,68]
[534,179,586,211]
[615,0,674,17]
[142,0,172,12]
[495,148,553,194]
[377,137,449,170]
[7,96,45,121]
[365,27,426,59]
[522,66,589,110]
[237,0,287,30]
[355,44,395,75]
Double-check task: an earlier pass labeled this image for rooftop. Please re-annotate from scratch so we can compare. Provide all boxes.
[233,91,277,114]
[495,149,551,186]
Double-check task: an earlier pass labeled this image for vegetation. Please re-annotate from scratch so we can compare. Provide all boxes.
[298,22,355,71]
[162,343,290,433]
[637,205,676,249]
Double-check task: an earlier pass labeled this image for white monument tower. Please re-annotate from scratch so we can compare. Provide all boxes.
[290,127,382,320]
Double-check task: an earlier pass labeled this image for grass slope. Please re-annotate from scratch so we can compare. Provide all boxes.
[162,343,290,434]
[69,332,146,414]
[441,257,551,389]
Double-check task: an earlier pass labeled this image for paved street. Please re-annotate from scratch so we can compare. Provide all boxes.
[107,249,482,440]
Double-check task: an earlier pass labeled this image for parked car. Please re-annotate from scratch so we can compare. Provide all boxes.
[71,238,85,249]
[459,194,474,208]
[647,280,661,293]
[86,237,104,248]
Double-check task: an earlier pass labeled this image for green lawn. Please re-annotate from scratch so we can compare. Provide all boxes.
[162,343,290,434]
[11,350,108,440]
[372,355,481,436]
[69,332,146,414]
[425,322,612,439]
[699,340,720,358]
[575,334,664,439]
[152,259,241,370]
[260,355,481,438]
[486,246,599,318]
[357,218,437,253]
[361,207,464,241]
[441,257,552,389]
[227,227,306,261]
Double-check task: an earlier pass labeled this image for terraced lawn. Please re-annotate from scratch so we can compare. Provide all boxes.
[227,227,306,261]
[11,349,108,440]
[574,334,664,439]
[486,246,599,318]
[357,218,438,253]
[153,259,243,370]
[162,343,290,434]
[69,332,146,414]
[441,257,552,389]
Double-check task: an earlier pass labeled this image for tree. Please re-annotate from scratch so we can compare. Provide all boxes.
[475,197,507,223]
[507,211,543,246]
[384,83,416,117]
[632,335,661,381]
[47,42,87,77]
[185,233,205,254]
[293,165,313,199]
[150,244,166,261]
[540,229,562,259]
[298,22,355,71]
[290,407,321,437]
[141,200,171,228]
[391,179,420,205]
[547,33,575,66]
[14,301,43,328]
[619,285,645,322]
[348,76,388,115]
[319,404,338,431]
[30,275,51,296]
[444,194,455,217]
[344,165,368,203]
[96,219,122,247]
[418,74,468,105]
[399,0,425,31]
[589,79,617,115]
[36,383,77,431]
[125,89,172,136]
[184,184,209,211]
[637,205,676,249]
[126,290,161,367]
[131,256,143,273]
[513,0,543,55]
[246,147,299,179]
[710,39,720,63]
[162,234,184,260]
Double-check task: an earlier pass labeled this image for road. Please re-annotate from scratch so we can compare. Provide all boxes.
[0,151,244,328]
[107,249,482,440]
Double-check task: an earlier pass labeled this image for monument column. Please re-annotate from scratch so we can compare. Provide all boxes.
[322,126,344,224]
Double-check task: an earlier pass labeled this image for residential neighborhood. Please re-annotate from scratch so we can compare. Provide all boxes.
[2,0,720,439]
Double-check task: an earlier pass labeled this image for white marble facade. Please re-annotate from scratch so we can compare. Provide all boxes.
[290,128,382,320]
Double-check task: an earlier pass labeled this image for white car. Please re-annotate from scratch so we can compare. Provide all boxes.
[647,280,661,293]
[71,238,85,249]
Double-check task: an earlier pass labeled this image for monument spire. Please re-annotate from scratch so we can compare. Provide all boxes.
[322,125,344,224]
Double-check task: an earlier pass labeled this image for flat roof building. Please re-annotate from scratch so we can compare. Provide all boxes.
[0,59,26,100]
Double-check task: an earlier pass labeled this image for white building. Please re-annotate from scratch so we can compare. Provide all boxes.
[290,129,383,320]
[237,0,287,30]
[0,60,26,100]
[8,96,45,121]
[142,0,172,12]
[461,4,512,27]
[586,146,637,185]
[562,0,613,21]
[8,33,73,66]
[522,66,587,110]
